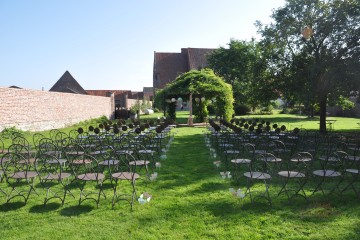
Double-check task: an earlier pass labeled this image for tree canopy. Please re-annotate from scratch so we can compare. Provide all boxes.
[208,39,277,113]
[154,69,234,121]
[257,0,360,132]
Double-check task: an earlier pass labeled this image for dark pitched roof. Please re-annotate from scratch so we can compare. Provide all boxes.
[143,87,153,93]
[86,90,131,100]
[50,71,87,94]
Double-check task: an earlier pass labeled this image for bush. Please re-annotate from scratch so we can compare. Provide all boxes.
[280,108,290,114]
[234,104,251,115]
[207,104,216,115]
[1,127,25,139]
[193,101,209,122]
[260,104,274,115]
[167,102,176,121]
[153,108,160,113]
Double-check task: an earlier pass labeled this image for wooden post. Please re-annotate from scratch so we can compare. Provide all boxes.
[187,93,193,126]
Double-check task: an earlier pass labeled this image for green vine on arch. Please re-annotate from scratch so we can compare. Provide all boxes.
[154,69,234,121]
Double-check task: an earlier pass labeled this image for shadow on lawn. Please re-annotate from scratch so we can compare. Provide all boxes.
[238,115,319,123]
[60,205,94,216]
[187,182,228,194]
[0,201,26,211]
[29,202,61,213]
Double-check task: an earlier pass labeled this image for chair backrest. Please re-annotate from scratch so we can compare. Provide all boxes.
[35,153,68,184]
[74,154,102,179]
[49,129,60,140]
[1,151,36,177]
[12,136,30,148]
[241,143,256,160]
[288,152,313,174]
[322,151,348,171]
[32,133,46,148]
[37,138,59,156]
[252,153,273,174]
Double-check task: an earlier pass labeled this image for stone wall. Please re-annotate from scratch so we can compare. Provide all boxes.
[126,99,152,110]
[0,87,114,131]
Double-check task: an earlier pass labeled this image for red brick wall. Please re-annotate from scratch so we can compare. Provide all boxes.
[0,87,114,131]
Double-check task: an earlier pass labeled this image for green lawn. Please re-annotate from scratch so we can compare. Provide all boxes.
[1,125,360,239]
[142,111,360,131]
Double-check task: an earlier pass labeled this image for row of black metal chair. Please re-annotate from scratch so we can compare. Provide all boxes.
[0,125,174,210]
[206,123,360,205]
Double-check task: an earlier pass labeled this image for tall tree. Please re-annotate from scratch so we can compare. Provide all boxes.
[258,0,360,132]
[208,39,277,113]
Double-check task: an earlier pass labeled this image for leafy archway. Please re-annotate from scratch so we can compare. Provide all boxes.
[154,69,234,121]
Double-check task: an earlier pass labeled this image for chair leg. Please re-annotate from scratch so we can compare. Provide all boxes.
[277,177,290,199]
[264,180,272,206]
[112,179,119,209]
[312,177,325,195]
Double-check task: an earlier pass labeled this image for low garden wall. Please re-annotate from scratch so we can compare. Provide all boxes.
[0,87,114,131]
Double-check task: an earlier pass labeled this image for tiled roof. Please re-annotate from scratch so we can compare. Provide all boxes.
[143,87,153,93]
[50,71,87,94]
[86,90,131,100]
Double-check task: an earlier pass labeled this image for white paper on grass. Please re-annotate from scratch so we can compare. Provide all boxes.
[149,172,158,181]
[138,192,152,204]
[229,188,245,198]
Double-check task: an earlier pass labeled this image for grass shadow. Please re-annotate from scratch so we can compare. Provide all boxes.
[60,205,94,217]
[0,201,26,211]
[29,202,61,213]
[188,182,229,194]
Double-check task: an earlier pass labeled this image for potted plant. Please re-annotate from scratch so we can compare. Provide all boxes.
[129,107,138,119]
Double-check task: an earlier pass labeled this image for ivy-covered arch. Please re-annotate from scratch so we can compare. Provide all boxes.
[154,69,234,121]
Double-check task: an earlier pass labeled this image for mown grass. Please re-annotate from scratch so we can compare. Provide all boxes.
[142,111,360,132]
[1,126,360,239]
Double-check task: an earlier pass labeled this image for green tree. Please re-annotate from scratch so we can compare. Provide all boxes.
[258,0,360,132]
[208,39,278,113]
[154,69,234,121]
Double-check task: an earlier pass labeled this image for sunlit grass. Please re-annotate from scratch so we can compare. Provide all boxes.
[141,110,360,131]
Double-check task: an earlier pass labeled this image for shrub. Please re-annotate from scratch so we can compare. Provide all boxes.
[260,104,274,115]
[0,127,25,139]
[234,104,251,115]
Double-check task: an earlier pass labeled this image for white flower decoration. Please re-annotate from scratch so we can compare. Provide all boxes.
[149,172,158,181]
[220,171,232,179]
[229,188,245,198]
[155,162,161,169]
[138,192,152,204]
[213,161,221,168]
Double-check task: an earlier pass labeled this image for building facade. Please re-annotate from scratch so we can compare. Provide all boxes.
[153,48,216,92]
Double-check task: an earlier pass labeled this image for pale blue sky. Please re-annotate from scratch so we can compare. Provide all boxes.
[0,0,285,91]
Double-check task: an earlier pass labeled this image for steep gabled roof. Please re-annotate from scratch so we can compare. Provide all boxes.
[143,87,153,93]
[50,71,87,94]
[86,90,131,100]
